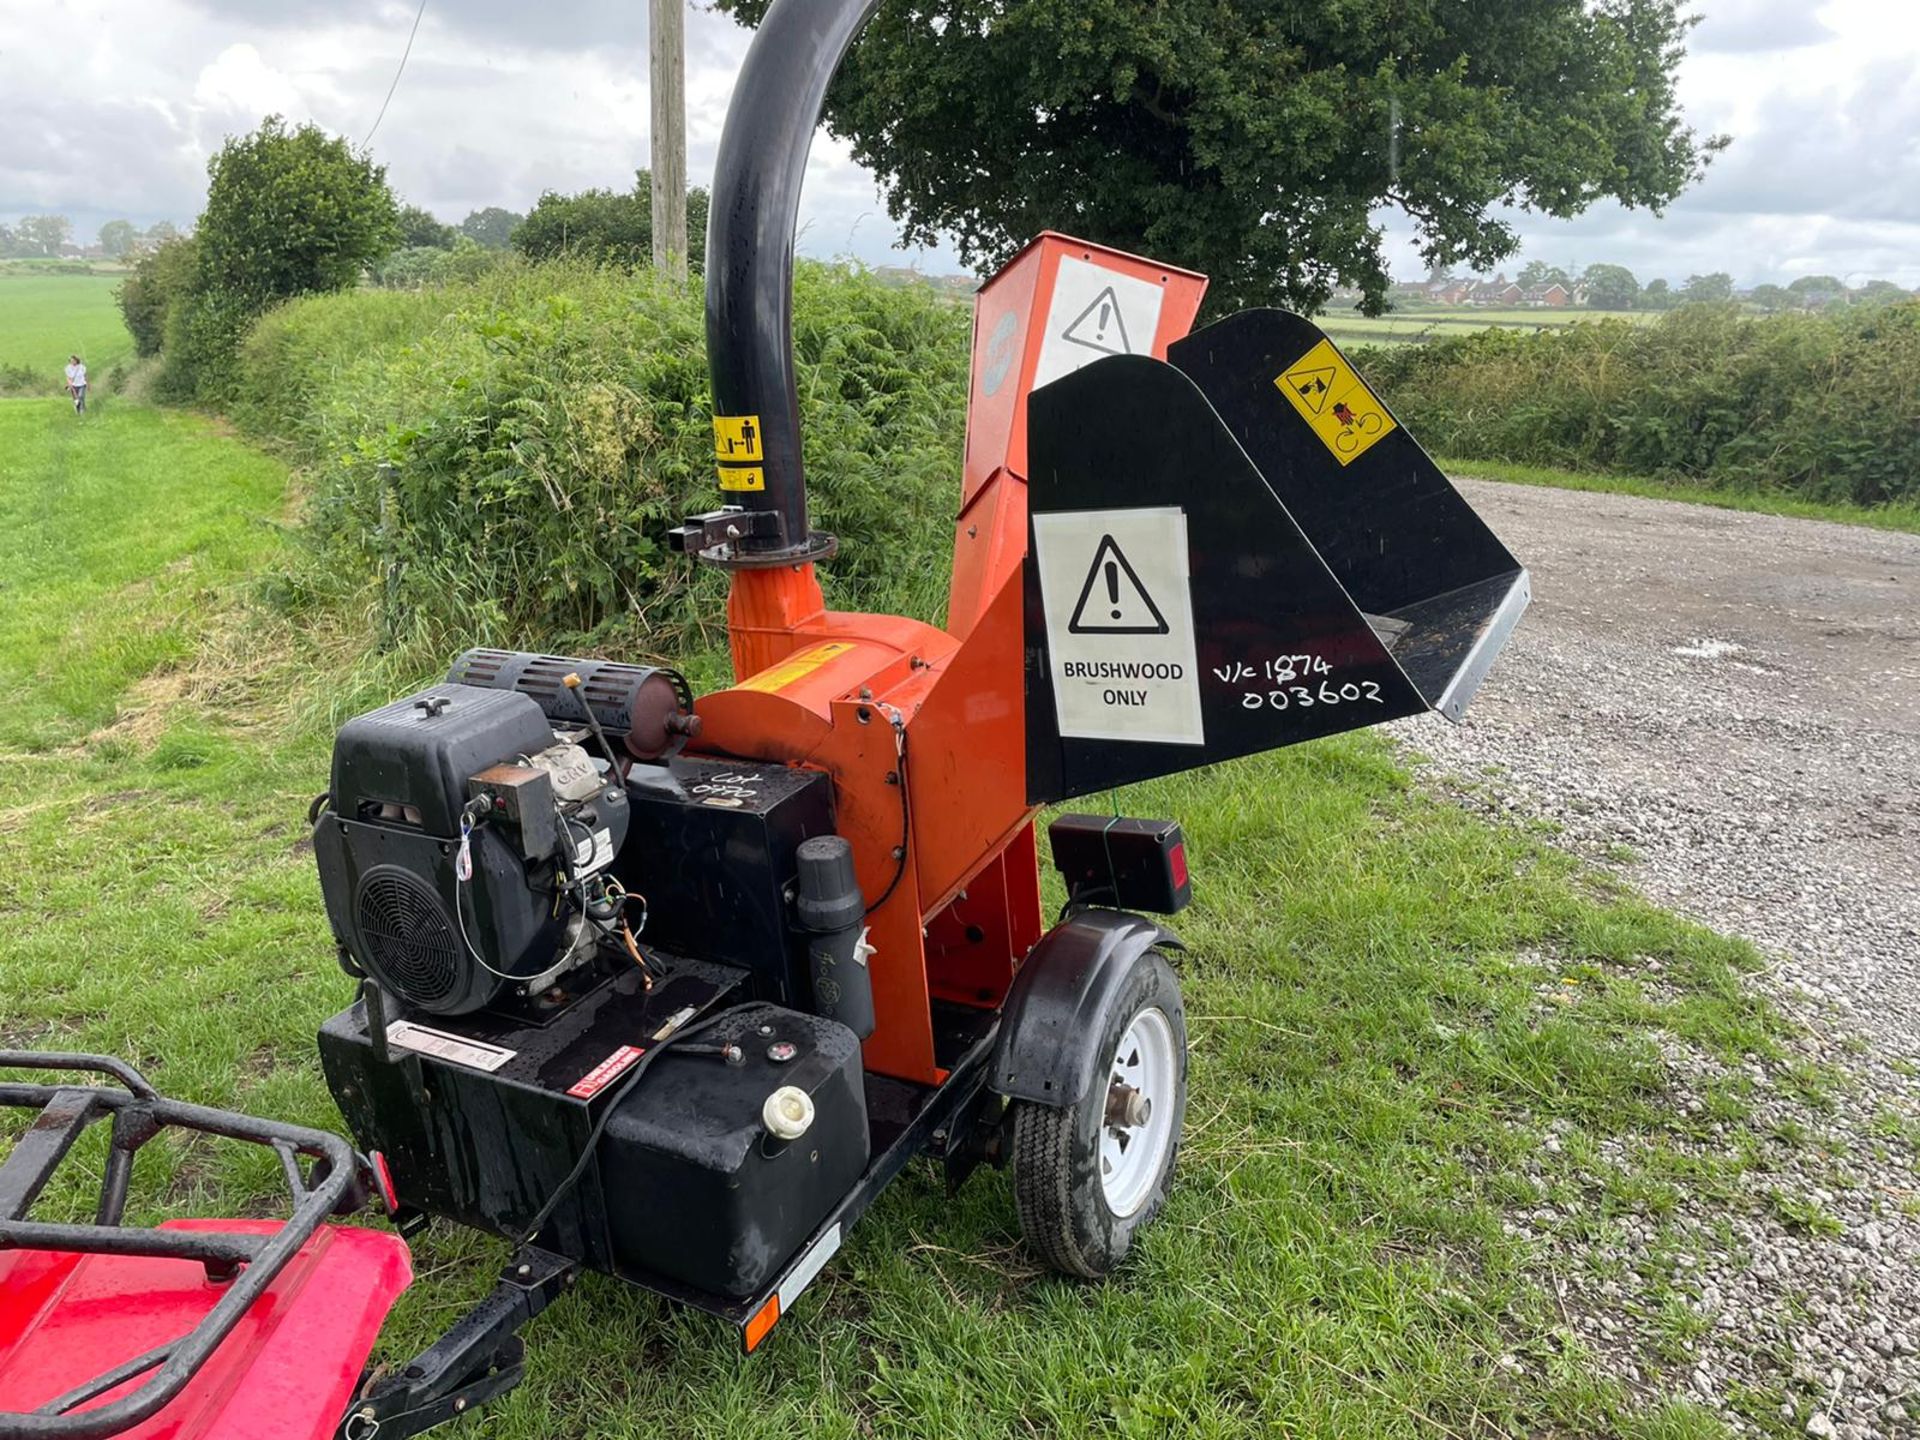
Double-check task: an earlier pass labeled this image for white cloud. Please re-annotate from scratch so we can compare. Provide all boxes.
[5,1,1920,288]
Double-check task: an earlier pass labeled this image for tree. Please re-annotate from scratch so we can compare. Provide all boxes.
[1642,278,1673,309]
[1748,284,1792,312]
[1853,279,1910,306]
[16,215,73,257]
[1581,263,1641,310]
[97,220,139,259]
[460,207,525,249]
[397,204,456,249]
[1788,275,1845,309]
[512,171,709,270]
[159,116,399,402]
[145,221,181,248]
[1681,271,1733,303]
[195,115,400,303]
[712,0,1721,315]
[0,223,14,258]
[116,235,200,357]
[1520,261,1571,290]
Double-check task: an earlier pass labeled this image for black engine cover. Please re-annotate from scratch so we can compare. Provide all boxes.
[315,683,565,1014]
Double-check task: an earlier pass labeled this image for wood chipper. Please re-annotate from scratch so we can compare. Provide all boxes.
[0,1,1529,1435]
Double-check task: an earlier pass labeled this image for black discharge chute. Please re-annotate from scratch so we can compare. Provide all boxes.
[1025,309,1529,804]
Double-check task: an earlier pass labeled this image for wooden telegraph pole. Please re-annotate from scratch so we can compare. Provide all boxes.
[650,0,689,281]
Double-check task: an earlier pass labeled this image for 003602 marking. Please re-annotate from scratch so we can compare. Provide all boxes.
[1240,679,1384,711]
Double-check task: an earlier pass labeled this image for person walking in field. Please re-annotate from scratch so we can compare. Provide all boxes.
[64,354,88,414]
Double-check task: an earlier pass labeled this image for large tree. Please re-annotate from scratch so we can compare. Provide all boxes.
[16,215,73,257]
[460,206,525,249]
[397,204,457,249]
[1581,263,1640,311]
[1681,271,1733,303]
[196,116,399,302]
[97,220,139,259]
[713,0,1720,314]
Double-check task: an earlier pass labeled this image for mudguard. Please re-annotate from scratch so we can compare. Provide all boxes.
[989,909,1182,1106]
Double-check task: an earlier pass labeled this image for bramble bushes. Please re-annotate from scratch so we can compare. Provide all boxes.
[1358,302,1920,506]
[232,260,970,656]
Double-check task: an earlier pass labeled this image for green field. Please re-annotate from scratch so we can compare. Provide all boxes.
[0,269,135,386]
[0,390,1825,1437]
[1319,307,1661,348]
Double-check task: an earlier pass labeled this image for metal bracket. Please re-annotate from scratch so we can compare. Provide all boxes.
[336,1247,575,1440]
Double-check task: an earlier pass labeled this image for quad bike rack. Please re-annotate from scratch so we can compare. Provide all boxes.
[0,0,1529,1432]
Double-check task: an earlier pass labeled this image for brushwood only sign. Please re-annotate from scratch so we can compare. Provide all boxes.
[1032,506,1204,746]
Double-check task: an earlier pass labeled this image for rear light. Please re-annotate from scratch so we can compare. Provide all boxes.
[1168,841,1188,892]
[1048,814,1192,914]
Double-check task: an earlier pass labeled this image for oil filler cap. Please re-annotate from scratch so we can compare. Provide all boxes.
[763,1085,814,1140]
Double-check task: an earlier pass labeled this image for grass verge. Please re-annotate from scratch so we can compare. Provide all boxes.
[1440,455,1920,536]
[0,396,1811,1437]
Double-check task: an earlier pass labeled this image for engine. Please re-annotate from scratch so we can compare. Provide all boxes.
[312,650,696,1015]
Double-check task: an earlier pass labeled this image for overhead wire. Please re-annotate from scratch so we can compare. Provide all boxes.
[361,0,430,150]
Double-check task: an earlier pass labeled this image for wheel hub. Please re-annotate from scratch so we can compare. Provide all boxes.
[1098,1006,1177,1217]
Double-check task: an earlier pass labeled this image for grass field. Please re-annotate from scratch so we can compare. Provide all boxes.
[0,392,1821,1437]
[0,269,135,387]
[1319,307,1659,348]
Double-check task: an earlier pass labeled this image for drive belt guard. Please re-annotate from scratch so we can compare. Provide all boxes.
[1024,308,1530,804]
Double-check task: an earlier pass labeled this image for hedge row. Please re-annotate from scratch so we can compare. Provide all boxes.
[1356,302,1920,507]
[232,260,972,658]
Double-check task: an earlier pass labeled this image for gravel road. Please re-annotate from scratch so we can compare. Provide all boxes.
[1394,481,1920,1438]
[1408,481,1919,1054]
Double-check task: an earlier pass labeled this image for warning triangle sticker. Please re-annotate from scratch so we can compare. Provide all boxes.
[1061,286,1133,357]
[1284,364,1337,415]
[1067,535,1170,635]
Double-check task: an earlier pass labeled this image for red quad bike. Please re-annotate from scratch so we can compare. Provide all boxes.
[0,0,1528,1435]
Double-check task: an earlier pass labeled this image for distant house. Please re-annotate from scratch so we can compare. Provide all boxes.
[1429,279,1473,305]
[1522,283,1572,308]
[1468,275,1523,306]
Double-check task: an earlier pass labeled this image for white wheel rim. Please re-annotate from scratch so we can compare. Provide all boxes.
[1099,1005,1177,1217]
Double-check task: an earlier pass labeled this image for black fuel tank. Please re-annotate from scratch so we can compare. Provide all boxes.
[599,1003,867,1298]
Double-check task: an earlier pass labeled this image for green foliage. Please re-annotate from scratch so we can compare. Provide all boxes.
[97,220,138,259]
[1360,301,1920,506]
[1582,263,1641,311]
[396,204,456,249]
[155,115,401,402]
[116,235,200,358]
[197,117,400,302]
[714,0,1718,315]
[460,206,524,249]
[512,171,709,272]
[230,260,969,652]
[6,215,73,257]
[368,238,503,291]
[1681,272,1734,304]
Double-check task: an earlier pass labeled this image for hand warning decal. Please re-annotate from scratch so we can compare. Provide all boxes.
[1067,535,1169,635]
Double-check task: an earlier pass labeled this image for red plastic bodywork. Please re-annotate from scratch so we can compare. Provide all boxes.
[0,1220,411,1439]
[694,233,1208,1085]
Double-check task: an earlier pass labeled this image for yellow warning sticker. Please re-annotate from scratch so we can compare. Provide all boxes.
[735,641,858,695]
[713,414,764,463]
[717,465,766,493]
[1275,339,1396,466]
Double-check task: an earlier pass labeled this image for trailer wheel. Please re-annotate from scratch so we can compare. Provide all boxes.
[1011,947,1186,1278]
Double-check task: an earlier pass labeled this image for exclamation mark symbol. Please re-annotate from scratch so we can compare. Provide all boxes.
[1097,300,1112,342]
[1106,560,1121,619]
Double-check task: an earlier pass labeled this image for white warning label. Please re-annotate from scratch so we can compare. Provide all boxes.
[1032,507,1204,746]
[1032,256,1166,392]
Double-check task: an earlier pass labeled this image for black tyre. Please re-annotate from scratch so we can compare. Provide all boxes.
[1010,947,1187,1278]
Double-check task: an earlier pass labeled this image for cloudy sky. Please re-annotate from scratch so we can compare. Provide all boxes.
[2,0,1917,288]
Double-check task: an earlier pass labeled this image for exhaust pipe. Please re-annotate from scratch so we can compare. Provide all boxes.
[696,0,881,566]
